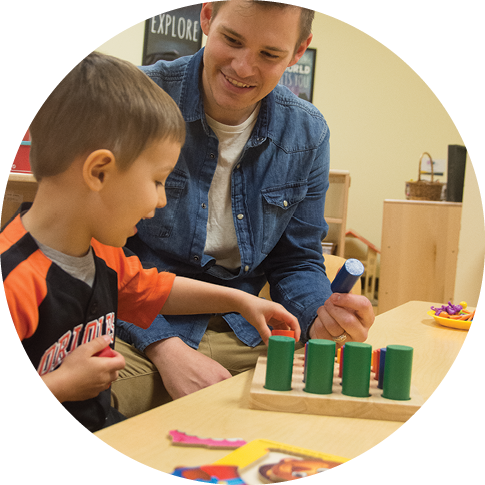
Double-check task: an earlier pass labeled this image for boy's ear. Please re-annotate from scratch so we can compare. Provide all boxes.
[82,149,116,192]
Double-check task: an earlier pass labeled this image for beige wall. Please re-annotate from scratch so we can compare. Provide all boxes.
[97,21,145,65]
[454,157,485,306]
[310,14,465,242]
[96,10,484,306]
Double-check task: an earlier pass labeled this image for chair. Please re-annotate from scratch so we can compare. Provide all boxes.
[258,254,361,300]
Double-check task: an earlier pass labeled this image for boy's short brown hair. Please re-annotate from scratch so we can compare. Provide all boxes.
[210,1,314,50]
[29,51,185,181]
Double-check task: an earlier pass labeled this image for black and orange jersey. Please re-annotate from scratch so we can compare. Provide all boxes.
[0,213,175,431]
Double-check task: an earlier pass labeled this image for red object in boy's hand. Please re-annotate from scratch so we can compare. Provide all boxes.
[94,346,117,358]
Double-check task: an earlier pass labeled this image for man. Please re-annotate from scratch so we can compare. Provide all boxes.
[113,1,374,416]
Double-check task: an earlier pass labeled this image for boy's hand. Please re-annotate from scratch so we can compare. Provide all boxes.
[42,335,125,403]
[162,276,300,345]
[238,296,300,345]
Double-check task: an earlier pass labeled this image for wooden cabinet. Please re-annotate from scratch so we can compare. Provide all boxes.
[323,170,350,257]
[378,199,462,313]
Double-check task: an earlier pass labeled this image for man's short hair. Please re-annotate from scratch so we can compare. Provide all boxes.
[210,1,314,49]
[29,51,185,181]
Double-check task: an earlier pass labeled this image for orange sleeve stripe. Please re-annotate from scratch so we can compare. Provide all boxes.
[4,249,50,340]
[91,240,175,329]
[0,215,27,253]
[117,269,175,329]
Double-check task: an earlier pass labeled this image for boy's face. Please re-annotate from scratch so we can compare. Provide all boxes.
[200,0,311,125]
[97,138,180,248]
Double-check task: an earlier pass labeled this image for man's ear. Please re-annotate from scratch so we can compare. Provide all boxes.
[200,2,214,36]
[288,33,313,67]
[82,149,116,192]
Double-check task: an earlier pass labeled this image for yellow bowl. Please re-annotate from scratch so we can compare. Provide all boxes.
[427,310,471,330]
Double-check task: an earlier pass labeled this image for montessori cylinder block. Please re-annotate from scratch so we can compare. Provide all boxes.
[304,339,336,394]
[382,345,413,401]
[342,342,372,398]
[264,336,295,391]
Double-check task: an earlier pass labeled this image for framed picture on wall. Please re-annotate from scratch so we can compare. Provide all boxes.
[278,48,316,103]
[143,4,203,66]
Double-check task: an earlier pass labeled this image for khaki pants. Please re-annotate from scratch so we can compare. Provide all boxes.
[111,316,267,418]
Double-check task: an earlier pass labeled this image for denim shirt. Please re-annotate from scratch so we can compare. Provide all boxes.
[116,48,332,350]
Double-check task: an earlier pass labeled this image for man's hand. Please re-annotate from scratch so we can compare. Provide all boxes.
[42,335,126,402]
[145,337,232,400]
[309,293,375,343]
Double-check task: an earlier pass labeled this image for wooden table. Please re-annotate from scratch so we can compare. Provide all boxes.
[95,301,469,474]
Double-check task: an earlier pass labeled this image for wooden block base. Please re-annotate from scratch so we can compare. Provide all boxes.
[249,353,424,422]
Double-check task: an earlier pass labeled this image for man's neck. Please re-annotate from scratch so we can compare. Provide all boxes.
[204,102,257,126]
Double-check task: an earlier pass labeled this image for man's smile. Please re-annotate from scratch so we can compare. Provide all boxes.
[223,72,254,89]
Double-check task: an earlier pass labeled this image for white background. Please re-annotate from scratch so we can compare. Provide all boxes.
[1,1,483,484]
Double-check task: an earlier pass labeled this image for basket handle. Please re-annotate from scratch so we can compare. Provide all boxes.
[418,152,434,182]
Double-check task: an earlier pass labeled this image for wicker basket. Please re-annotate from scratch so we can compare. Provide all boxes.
[405,152,444,201]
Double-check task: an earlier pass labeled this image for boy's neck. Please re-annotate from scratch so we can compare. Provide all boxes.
[22,177,93,258]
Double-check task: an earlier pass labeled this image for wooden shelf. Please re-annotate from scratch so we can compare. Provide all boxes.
[8,172,36,184]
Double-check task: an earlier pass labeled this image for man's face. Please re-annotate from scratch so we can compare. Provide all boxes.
[200,0,311,125]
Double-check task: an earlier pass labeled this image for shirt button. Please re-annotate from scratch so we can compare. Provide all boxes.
[283,200,288,207]
[193,255,200,262]
[244,265,250,272]
[201,203,207,209]
[237,214,244,220]
[210,153,215,159]
[236,164,241,170]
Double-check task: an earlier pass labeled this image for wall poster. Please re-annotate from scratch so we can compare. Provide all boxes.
[143,4,203,65]
[278,48,316,103]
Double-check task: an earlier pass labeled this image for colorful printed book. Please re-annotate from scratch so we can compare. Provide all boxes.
[172,439,348,484]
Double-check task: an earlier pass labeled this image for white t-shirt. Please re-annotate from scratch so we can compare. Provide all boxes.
[204,106,260,270]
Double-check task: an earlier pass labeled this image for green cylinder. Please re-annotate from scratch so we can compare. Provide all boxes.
[264,336,295,391]
[304,339,336,394]
[382,345,413,401]
[341,342,372,398]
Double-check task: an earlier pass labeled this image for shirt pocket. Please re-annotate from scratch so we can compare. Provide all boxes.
[261,181,308,254]
[138,169,187,238]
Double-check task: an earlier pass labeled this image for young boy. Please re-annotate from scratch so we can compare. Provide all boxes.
[0,52,300,432]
